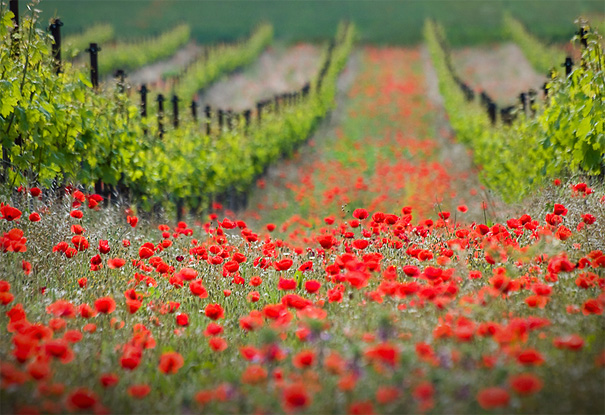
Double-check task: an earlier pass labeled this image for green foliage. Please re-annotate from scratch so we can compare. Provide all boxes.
[63,23,114,58]
[424,19,604,202]
[540,19,605,174]
[0,7,354,212]
[98,24,190,76]
[39,0,604,46]
[503,12,566,75]
[172,24,273,102]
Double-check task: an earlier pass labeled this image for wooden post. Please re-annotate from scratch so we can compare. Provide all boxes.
[243,109,251,129]
[157,94,165,139]
[191,100,198,122]
[302,83,310,98]
[85,43,101,89]
[218,109,224,132]
[528,89,537,117]
[519,92,527,113]
[578,27,588,48]
[226,110,233,130]
[205,105,211,136]
[10,0,19,57]
[487,102,497,126]
[256,102,263,123]
[49,18,63,74]
[139,84,148,117]
[563,57,573,76]
[9,0,18,28]
[171,95,179,128]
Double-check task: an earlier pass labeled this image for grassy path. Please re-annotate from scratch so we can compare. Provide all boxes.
[240,47,496,245]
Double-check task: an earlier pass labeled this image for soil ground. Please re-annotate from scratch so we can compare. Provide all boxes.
[451,42,547,105]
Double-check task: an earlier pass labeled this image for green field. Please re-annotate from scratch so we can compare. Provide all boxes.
[38,0,604,45]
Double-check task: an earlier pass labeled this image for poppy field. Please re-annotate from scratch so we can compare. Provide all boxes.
[1,3,605,415]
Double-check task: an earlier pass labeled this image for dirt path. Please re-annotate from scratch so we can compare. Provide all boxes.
[235,47,501,243]
[196,43,321,111]
[452,42,547,105]
[126,41,202,86]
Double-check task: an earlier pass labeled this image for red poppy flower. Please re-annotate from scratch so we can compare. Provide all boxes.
[509,373,543,395]
[67,387,98,410]
[413,381,434,401]
[204,322,223,336]
[127,215,139,227]
[100,373,119,387]
[176,313,189,327]
[283,383,311,410]
[189,280,208,298]
[205,304,224,320]
[278,277,297,291]
[71,235,89,251]
[28,212,41,222]
[98,240,110,254]
[241,364,268,385]
[364,342,399,366]
[582,299,603,315]
[353,208,369,220]
[1,205,22,221]
[293,349,316,368]
[305,280,321,293]
[275,258,294,271]
[477,387,509,409]
[158,351,184,374]
[47,300,76,318]
[318,234,336,250]
[107,258,126,269]
[128,384,151,399]
[209,336,228,352]
[516,349,545,366]
[94,297,116,314]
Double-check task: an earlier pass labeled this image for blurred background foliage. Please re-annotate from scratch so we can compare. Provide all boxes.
[40,0,604,45]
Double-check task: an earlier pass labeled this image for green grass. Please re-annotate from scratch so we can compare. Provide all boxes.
[37,0,604,45]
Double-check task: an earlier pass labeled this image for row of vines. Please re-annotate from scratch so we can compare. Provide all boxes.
[425,19,604,202]
[0,7,353,213]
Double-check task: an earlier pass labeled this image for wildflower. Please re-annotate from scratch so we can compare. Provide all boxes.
[282,383,311,411]
[158,351,184,374]
[476,387,510,409]
[209,337,228,352]
[204,323,223,336]
[275,258,294,271]
[353,208,369,220]
[66,387,98,410]
[205,304,224,320]
[128,384,151,399]
[509,373,543,395]
[100,373,119,388]
[293,350,316,369]
[176,313,189,327]
[127,215,138,227]
[516,349,544,366]
[94,297,116,314]
[189,280,208,298]
[71,235,89,251]
[107,258,126,269]
[1,205,22,221]
[278,278,297,291]
[304,280,321,294]
[241,364,267,384]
